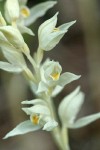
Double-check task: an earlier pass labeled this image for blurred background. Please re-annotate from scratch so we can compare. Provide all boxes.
[0,0,100,150]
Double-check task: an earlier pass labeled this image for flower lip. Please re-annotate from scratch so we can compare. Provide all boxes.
[20,6,30,18]
[43,60,62,79]
[31,114,40,125]
[50,72,60,81]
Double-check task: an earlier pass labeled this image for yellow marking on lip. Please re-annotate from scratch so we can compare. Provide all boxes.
[32,115,39,125]
[50,72,60,80]
[20,7,30,18]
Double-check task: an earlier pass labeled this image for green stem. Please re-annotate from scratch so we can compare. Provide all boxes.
[36,47,44,65]
[26,54,36,70]
[61,126,70,150]
[46,96,69,150]
[48,97,63,149]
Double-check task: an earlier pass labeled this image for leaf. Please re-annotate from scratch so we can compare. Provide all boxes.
[58,72,81,87]
[3,120,41,139]
[0,61,23,73]
[25,1,57,26]
[68,113,100,129]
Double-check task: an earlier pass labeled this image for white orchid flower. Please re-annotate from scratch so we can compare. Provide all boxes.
[0,25,24,49]
[18,0,57,26]
[37,60,80,96]
[0,25,30,55]
[18,1,57,35]
[38,13,76,51]
[4,0,57,35]
[0,47,27,73]
[58,86,100,128]
[3,99,58,139]
[4,0,57,26]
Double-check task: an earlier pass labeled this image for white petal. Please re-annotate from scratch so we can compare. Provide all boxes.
[58,87,84,124]
[0,31,11,46]
[2,47,26,67]
[43,120,58,131]
[18,0,28,6]
[21,99,47,105]
[18,24,35,36]
[25,1,57,26]
[0,12,6,26]
[52,85,63,97]
[58,72,81,87]
[58,20,76,31]
[0,26,24,49]
[0,61,23,73]
[3,120,41,139]
[4,0,19,23]
[68,113,100,128]
[39,27,65,51]
[38,12,58,40]
[37,81,48,93]
[22,105,50,115]
[29,81,37,94]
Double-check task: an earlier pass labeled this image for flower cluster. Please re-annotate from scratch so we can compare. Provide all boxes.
[1,0,100,150]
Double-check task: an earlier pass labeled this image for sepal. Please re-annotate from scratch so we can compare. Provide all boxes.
[25,1,57,26]
[58,72,81,87]
[43,119,58,131]
[0,61,23,73]
[68,112,100,129]
[3,120,41,139]
[4,0,19,23]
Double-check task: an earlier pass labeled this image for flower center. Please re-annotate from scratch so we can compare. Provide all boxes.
[20,7,30,18]
[32,115,39,125]
[50,72,60,80]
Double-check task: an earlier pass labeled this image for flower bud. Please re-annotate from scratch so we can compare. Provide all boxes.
[5,0,19,23]
[0,26,24,50]
[38,13,76,51]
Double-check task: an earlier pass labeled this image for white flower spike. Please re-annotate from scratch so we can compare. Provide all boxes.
[1,1,99,149]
